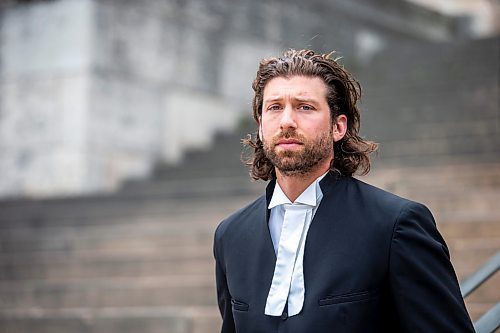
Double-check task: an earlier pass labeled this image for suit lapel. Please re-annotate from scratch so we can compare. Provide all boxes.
[265,178,278,260]
[303,172,344,270]
[248,189,277,308]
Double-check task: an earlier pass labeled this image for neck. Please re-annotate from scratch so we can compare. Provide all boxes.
[276,159,331,202]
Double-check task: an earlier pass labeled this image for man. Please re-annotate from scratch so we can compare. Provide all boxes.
[213,49,475,332]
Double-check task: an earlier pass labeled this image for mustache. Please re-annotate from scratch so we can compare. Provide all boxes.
[264,128,308,149]
[272,129,305,142]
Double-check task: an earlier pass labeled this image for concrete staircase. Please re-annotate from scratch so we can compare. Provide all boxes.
[0,179,263,333]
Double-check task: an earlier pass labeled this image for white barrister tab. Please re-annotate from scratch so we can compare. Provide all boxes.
[265,203,310,316]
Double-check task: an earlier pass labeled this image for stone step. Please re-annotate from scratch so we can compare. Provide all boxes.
[0,226,217,254]
[362,38,498,84]
[440,222,500,240]
[0,195,257,233]
[0,306,221,333]
[0,275,216,309]
[121,177,263,200]
[0,217,222,248]
[439,209,500,225]
[367,164,500,191]
[0,214,221,238]
[0,228,213,254]
[447,237,500,257]
[0,243,215,281]
[397,188,500,206]
[152,154,248,180]
[436,211,500,227]
[0,223,217,253]
[0,256,214,280]
[0,243,213,266]
[0,183,262,226]
[363,124,496,151]
[365,84,495,111]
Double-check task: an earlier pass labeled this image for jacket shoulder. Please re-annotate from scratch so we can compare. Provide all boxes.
[340,177,434,232]
[348,177,414,210]
[214,195,266,242]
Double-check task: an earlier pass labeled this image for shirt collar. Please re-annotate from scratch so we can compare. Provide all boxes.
[268,172,327,209]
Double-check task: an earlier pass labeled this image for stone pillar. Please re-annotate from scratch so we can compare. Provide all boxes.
[0,0,94,197]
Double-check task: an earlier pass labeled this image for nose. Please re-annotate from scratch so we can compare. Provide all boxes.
[279,105,297,130]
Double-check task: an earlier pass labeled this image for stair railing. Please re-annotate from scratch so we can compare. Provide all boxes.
[460,251,500,333]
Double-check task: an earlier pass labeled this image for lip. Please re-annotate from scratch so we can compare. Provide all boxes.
[276,139,303,150]
[277,139,302,145]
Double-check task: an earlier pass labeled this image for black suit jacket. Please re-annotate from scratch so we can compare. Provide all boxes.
[214,172,475,332]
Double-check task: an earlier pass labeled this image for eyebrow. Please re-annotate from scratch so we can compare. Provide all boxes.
[294,97,318,103]
[263,96,319,104]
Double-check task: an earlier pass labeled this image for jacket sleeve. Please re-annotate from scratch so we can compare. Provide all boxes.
[389,201,475,332]
[214,223,236,333]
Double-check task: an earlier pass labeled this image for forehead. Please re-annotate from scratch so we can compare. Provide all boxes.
[263,75,328,101]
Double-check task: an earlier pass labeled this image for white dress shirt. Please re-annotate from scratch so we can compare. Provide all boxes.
[264,173,326,317]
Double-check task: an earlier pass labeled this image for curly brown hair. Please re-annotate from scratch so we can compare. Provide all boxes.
[243,49,378,181]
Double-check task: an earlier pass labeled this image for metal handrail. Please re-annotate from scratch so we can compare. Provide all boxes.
[460,251,500,298]
[459,251,500,333]
[473,302,500,333]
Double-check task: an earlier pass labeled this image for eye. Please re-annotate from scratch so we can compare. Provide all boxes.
[299,104,315,111]
[267,104,282,111]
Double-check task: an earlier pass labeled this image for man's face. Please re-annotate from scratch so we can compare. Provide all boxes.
[259,75,343,176]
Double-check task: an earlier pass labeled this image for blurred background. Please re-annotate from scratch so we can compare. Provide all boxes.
[0,0,499,332]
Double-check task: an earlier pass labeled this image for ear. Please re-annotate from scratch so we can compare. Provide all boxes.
[332,114,347,142]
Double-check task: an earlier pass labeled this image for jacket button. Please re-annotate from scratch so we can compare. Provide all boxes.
[281,312,288,320]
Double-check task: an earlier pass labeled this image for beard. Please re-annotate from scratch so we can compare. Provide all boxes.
[263,128,334,177]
